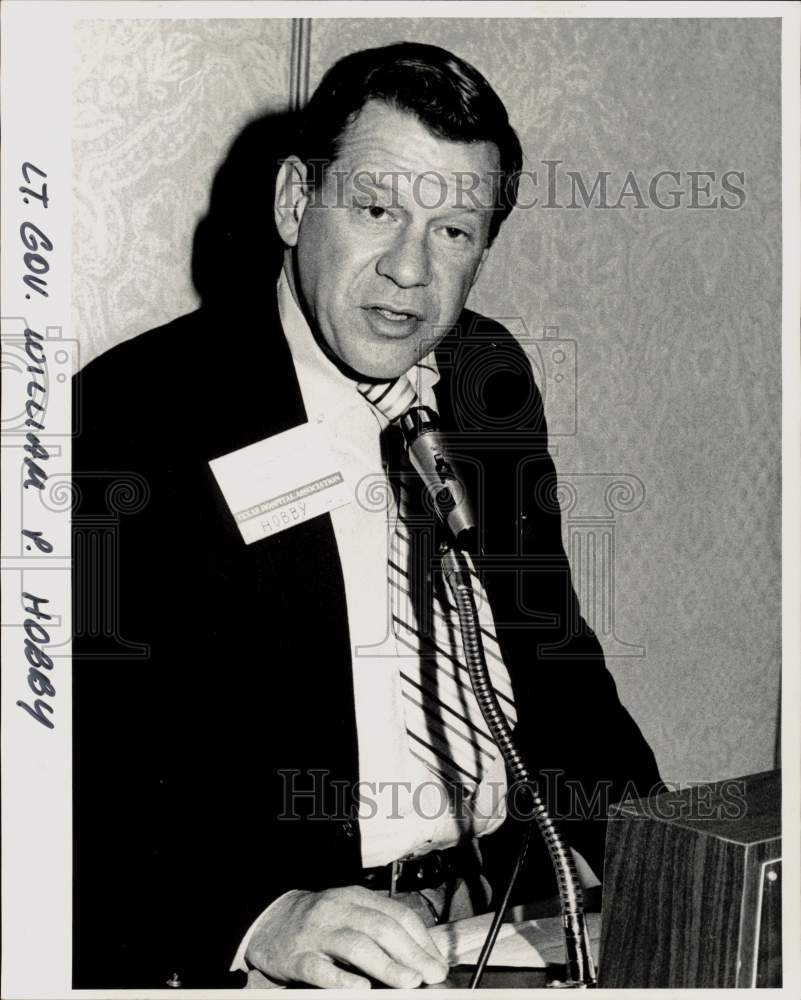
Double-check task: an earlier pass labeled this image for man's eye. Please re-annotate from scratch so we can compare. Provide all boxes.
[443,226,470,241]
[358,204,392,221]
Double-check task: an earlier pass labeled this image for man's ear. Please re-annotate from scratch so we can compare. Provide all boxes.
[471,247,490,288]
[274,156,310,247]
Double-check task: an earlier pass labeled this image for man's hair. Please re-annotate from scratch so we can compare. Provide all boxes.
[295,41,523,245]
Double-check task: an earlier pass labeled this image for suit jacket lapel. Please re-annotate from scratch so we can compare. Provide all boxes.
[198,289,359,779]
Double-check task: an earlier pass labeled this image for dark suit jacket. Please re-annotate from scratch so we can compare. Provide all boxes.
[72,293,661,988]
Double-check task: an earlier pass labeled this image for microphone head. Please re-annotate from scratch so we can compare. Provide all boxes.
[399,405,438,445]
[399,406,475,541]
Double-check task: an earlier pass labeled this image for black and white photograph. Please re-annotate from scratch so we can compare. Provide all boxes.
[1,2,799,995]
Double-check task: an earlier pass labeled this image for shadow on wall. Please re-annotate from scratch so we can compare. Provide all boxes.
[191,109,301,308]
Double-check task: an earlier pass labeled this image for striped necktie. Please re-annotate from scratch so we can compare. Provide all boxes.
[357,376,517,797]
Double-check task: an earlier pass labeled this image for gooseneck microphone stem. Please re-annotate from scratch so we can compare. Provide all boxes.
[399,404,596,987]
[441,546,596,989]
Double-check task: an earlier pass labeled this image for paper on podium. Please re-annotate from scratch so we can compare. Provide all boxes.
[430,910,601,969]
[244,912,601,987]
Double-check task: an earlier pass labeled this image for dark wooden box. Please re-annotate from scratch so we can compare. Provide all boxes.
[598,770,781,988]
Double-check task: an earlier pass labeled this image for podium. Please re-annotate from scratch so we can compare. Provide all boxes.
[247,772,781,989]
[598,770,781,988]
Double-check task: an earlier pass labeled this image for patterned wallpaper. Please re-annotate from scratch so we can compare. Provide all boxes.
[73,18,292,361]
[73,17,781,788]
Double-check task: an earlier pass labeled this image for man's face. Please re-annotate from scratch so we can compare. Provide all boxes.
[286,100,499,380]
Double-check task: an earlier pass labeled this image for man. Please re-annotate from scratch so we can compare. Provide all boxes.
[72,42,661,989]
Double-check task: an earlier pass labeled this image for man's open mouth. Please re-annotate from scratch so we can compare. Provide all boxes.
[362,304,425,337]
[373,307,416,322]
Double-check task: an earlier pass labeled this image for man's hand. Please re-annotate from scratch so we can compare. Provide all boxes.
[245,886,450,989]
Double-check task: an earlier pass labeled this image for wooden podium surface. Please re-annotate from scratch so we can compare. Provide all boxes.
[598,769,781,988]
[425,965,550,988]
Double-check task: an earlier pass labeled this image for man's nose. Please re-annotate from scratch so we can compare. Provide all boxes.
[376,226,432,288]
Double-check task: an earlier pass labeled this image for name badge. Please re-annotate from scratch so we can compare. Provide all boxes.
[209,423,350,544]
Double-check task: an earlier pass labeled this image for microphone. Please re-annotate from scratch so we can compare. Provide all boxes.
[399,406,475,543]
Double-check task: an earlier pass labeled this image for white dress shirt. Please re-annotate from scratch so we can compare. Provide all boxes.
[276,267,509,865]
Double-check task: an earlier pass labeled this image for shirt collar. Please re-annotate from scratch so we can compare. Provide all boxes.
[276,266,441,417]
